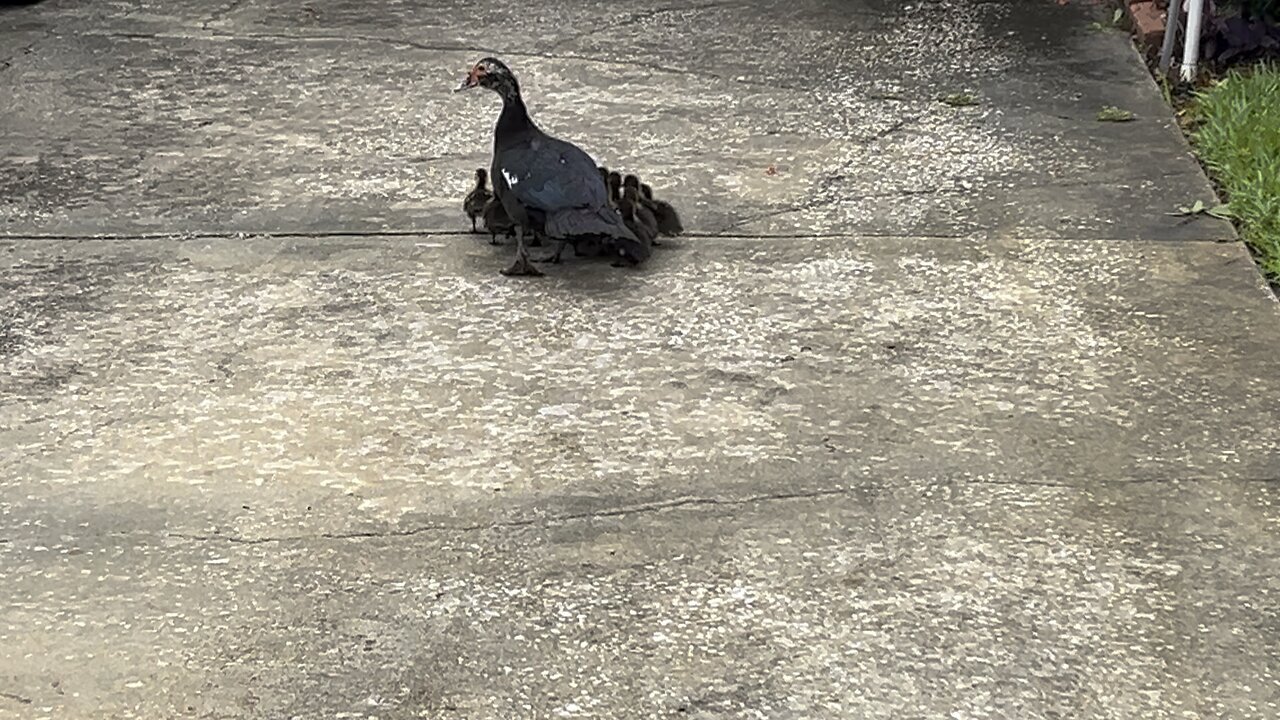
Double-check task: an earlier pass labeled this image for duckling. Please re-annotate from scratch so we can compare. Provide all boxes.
[622,177,661,245]
[482,197,515,245]
[462,168,492,233]
[598,166,610,188]
[641,182,685,236]
[606,171,623,209]
[618,187,657,255]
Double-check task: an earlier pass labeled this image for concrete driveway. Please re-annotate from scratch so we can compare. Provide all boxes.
[2,0,1278,717]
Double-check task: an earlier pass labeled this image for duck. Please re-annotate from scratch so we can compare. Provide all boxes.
[482,197,515,245]
[618,188,657,257]
[622,175,661,245]
[640,182,685,236]
[606,171,623,210]
[454,58,646,275]
[462,168,492,233]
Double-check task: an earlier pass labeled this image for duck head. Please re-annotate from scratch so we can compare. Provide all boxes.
[454,57,520,101]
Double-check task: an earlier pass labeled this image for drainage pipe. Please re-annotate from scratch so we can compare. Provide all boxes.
[1180,0,1206,82]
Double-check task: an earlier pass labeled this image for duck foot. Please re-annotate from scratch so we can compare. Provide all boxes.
[501,255,545,277]
[489,236,503,245]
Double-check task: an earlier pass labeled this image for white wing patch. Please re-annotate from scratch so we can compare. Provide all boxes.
[501,168,519,187]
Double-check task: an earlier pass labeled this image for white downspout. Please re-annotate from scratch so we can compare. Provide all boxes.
[1180,0,1206,82]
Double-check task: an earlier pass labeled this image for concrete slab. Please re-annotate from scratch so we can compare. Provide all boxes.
[0,0,1232,240]
[3,0,1278,717]
[3,478,1279,719]
[2,234,1279,542]
[2,234,1279,718]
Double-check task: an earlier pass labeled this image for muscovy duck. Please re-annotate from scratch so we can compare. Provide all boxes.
[454,57,647,275]
[463,168,492,233]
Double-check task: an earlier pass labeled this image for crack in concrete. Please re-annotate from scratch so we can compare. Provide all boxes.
[713,109,929,234]
[558,0,744,44]
[0,36,43,73]
[201,0,250,31]
[0,229,1238,243]
[59,28,903,100]
[0,691,33,705]
[3,477,1278,547]
[716,185,947,233]
[154,476,1280,546]
[157,474,1280,545]
[164,487,872,545]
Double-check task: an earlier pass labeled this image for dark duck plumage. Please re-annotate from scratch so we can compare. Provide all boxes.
[455,58,647,275]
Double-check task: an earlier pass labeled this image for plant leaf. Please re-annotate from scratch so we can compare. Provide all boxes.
[1207,203,1234,219]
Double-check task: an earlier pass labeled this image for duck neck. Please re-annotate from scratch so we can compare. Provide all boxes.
[494,84,535,146]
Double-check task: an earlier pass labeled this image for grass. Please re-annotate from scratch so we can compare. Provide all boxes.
[1192,64,1280,277]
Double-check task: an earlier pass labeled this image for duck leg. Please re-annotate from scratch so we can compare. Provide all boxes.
[470,217,478,233]
[500,226,544,277]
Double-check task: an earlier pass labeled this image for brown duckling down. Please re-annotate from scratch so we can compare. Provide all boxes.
[619,185,660,251]
[622,184,659,243]
[606,171,623,209]
[622,175,661,245]
[463,167,492,233]
[640,182,684,236]
[482,197,515,245]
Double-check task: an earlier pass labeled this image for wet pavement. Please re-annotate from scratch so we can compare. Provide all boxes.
[2,0,1278,718]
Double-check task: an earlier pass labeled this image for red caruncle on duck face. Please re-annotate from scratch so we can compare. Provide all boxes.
[453,57,512,93]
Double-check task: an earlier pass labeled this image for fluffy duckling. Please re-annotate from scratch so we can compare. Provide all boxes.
[618,187,657,253]
[640,182,685,236]
[622,176,661,245]
[463,168,492,233]
[482,197,515,245]
[606,171,623,209]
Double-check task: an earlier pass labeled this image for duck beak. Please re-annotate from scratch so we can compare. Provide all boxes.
[453,67,481,93]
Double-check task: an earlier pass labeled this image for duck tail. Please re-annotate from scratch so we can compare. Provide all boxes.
[545,207,651,265]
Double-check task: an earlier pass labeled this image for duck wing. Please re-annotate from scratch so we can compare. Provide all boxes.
[495,133,607,213]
